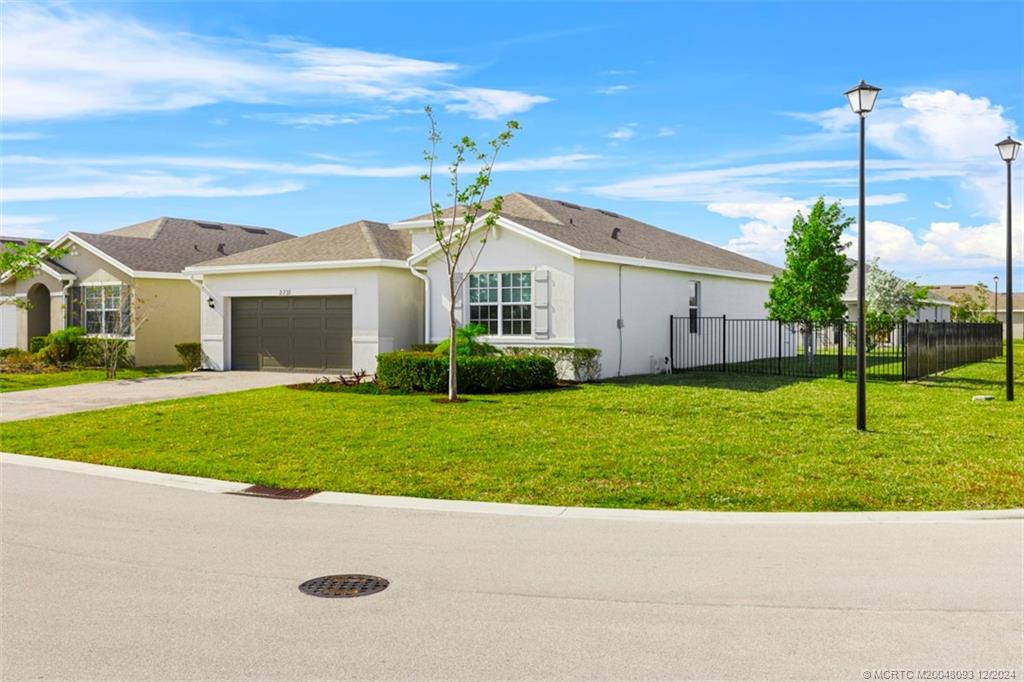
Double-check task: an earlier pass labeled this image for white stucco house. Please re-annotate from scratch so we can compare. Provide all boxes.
[185,193,780,377]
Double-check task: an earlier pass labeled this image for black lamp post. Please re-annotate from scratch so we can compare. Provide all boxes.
[994,275,999,321]
[995,135,1021,401]
[845,79,881,431]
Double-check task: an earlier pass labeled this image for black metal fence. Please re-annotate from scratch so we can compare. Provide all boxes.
[669,316,1002,381]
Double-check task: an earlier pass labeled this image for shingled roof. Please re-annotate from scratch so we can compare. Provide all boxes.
[191,220,411,268]
[402,192,780,277]
[67,217,294,273]
[929,284,1024,311]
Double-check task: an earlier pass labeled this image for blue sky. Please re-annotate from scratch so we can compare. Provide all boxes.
[2,1,1022,285]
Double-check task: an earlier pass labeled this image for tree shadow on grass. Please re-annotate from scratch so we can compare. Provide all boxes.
[600,371,826,393]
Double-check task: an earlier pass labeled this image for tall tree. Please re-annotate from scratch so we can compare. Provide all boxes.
[422,106,518,402]
[766,198,854,323]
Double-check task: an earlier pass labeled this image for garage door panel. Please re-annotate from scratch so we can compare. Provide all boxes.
[260,299,290,313]
[231,295,352,372]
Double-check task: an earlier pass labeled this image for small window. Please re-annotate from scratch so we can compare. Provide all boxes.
[688,280,701,334]
[468,271,532,336]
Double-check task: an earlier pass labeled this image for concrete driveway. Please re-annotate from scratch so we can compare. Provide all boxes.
[0,371,315,422]
[2,459,1020,681]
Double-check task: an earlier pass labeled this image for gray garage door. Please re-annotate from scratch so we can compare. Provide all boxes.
[231,296,352,372]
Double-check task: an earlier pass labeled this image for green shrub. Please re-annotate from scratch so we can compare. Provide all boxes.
[0,349,44,372]
[503,346,602,381]
[174,342,203,371]
[434,323,499,358]
[76,338,104,367]
[376,351,556,394]
[28,336,47,354]
[410,343,438,353]
[0,347,21,358]
[40,326,87,366]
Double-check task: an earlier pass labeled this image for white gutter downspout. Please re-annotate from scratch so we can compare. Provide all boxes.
[60,277,76,328]
[408,264,431,343]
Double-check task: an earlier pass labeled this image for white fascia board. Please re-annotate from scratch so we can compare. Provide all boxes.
[0,262,75,284]
[389,219,435,230]
[408,216,579,266]
[184,258,410,275]
[134,271,191,280]
[53,233,137,279]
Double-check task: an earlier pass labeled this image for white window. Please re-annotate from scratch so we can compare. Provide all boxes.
[83,285,126,335]
[688,280,701,334]
[468,271,532,336]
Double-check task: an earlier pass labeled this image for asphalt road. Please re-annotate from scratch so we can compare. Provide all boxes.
[1,461,1021,681]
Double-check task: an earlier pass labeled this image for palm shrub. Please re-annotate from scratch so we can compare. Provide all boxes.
[433,323,499,358]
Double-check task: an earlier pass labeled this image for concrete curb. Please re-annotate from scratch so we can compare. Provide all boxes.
[3,452,1022,524]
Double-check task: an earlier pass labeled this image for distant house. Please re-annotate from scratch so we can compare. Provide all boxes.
[928,284,1023,336]
[0,218,292,365]
[186,193,781,376]
[842,263,952,323]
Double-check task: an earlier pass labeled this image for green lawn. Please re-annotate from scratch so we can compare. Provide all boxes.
[1,347,1022,512]
[0,366,185,393]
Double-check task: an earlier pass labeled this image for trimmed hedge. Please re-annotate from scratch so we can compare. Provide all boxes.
[28,336,47,354]
[503,346,602,382]
[174,342,203,371]
[376,351,557,394]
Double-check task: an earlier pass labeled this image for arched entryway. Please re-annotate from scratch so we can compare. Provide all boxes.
[27,283,51,341]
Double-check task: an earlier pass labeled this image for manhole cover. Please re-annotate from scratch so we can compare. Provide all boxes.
[298,574,389,598]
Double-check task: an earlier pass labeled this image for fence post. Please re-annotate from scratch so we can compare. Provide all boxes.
[669,315,675,371]
[721,314,727,372]
[837,322,845,379]
[901,319,908,381]
[777,321,783,375]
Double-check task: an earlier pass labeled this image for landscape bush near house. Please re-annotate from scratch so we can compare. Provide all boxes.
[28,337,47,354]
[504,346,602,382]
[376,351,556,394]
[433,323,499,358]
[38,327,87,366]
[174,342,203,371]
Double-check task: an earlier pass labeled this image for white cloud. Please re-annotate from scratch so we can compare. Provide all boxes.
[606,124,638,142]
[2,152,603,203]
[0,214,54,237]
[935,198,952,209]
[0,132,48,141]
[597,85,630,96]
[442,87,551,119]
[4,173,303,202]
[656,127,677,137]
[248,112,395,127]
[1,4,550,121]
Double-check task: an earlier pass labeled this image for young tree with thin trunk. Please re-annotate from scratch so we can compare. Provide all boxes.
[766,198,854,367]
[421,106,518,402]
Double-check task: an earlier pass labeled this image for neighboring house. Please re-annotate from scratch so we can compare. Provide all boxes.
[188,193,780,376]
[928,284,1024,336]
[843,265,952,323]
[0,218,292,365]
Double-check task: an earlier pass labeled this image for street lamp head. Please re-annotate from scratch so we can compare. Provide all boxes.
[844,80,881,115]
[996,136,1022,163]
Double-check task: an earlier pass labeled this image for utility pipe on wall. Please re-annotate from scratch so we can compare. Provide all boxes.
[408,264,431,344]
